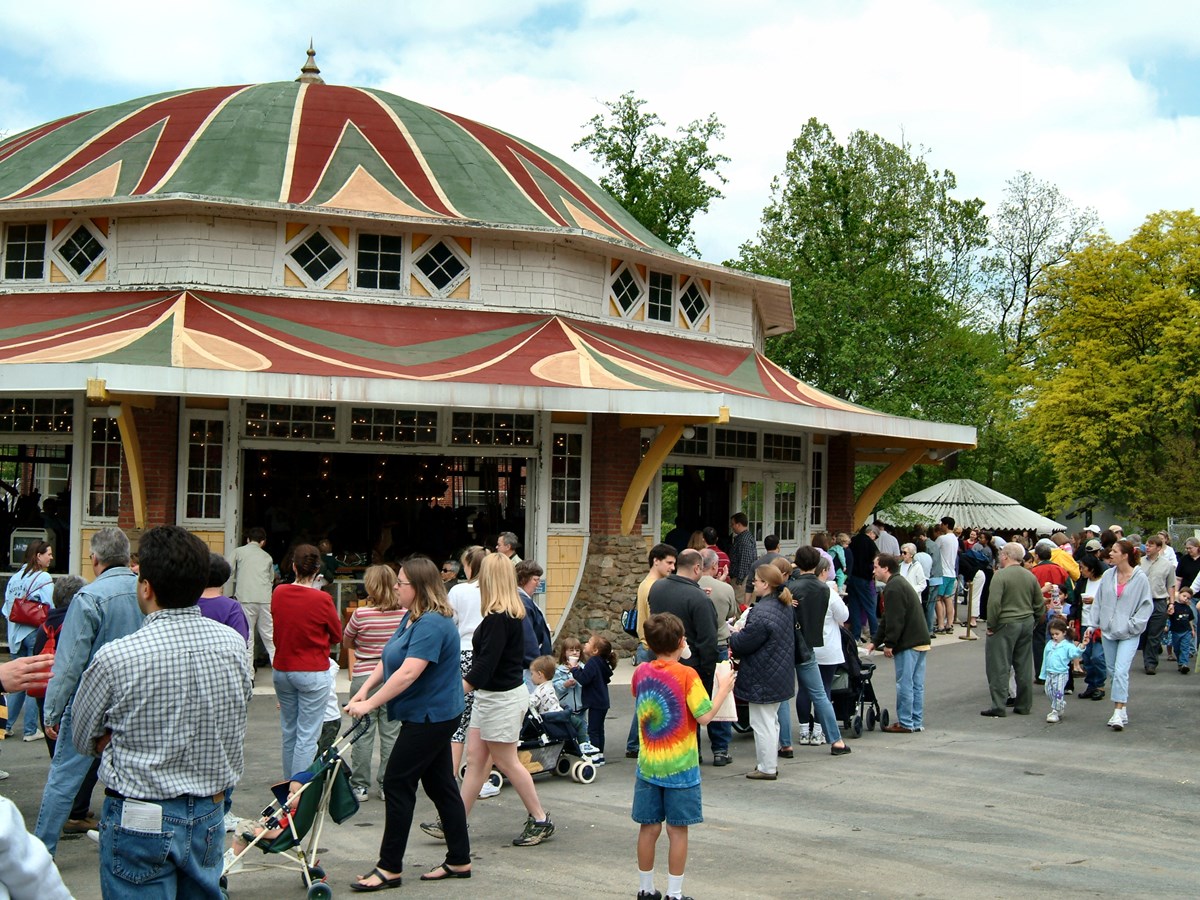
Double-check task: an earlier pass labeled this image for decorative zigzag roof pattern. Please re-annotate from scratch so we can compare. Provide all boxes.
[0,83,672,253]
[0,289,866,411]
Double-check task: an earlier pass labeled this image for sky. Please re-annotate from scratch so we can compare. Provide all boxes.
[2,0,1199,265]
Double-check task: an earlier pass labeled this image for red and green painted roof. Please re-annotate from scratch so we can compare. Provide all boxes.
[0,289,865,412]
[0,83,672,253]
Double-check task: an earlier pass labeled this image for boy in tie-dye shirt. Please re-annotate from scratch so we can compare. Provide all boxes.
[630,613,735,900]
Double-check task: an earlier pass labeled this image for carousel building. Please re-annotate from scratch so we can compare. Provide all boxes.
[0,51,974,639]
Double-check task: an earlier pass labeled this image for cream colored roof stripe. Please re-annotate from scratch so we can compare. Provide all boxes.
[2,92,186,199]
[278,83,309,202]
[0,297,171,353]
[196,297,557,381]
[144,86,256,194]
[170,293,187,366]
[361,89,462,218]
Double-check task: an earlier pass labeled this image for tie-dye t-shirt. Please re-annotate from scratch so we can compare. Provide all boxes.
[631,659,713,788]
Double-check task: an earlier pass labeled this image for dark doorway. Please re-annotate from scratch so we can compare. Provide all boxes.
[241,450,527,567]
[660,464,732,545]
[1,443,72,571]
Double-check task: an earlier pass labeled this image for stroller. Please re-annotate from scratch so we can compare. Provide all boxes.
[221,717,371,900]
[830,625,887,737]
[517,707,599,784]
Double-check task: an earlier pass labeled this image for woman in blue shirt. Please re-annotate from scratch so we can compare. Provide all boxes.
[346,557,469,890]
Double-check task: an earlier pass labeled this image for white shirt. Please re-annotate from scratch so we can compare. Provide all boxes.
[448,581,483,651]
[936,533,958,578]
[901,561,928,595]
[875,529,900,557]
[814,583,849,666]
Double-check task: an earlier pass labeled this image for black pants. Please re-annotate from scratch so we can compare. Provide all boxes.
[1140,599,1169,669]
[586,707,607,752]
[378,717,470,873]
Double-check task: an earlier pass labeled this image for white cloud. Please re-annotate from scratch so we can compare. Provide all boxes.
[2,0,1198,260]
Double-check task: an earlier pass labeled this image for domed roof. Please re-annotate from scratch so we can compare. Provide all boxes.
[0,81,673,253]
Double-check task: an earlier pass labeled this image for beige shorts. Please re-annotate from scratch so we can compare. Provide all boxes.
[469,684,530,743]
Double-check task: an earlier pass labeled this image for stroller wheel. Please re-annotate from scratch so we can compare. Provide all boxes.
[555,755,574,776]
[881,709,890,728]
[574,761,597,784]
[303,864,326,886]
[487,770,503,789]
[866,707,876,731]
[852,715,863,738]
[307,884,333,900]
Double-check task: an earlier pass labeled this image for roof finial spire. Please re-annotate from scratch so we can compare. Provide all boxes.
[296,40,325,84]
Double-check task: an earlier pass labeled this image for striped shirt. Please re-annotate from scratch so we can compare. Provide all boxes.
[343,606,406,677]
[71,607,252,800]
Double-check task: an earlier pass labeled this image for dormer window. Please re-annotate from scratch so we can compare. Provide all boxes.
[412,237,468,296]
[607,260,712,332]
[3,223,47,280]
[57,223,105,278]
[289,229,345,285]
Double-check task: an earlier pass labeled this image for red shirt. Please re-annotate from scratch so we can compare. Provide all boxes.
[270,583,343,671]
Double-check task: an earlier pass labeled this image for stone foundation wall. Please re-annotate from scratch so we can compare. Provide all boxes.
[555,533,647,658]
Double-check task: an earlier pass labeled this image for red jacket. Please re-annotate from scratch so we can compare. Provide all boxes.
[271,583,342,671]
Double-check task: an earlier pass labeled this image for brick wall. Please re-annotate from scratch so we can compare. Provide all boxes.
[826,434,856,533]
[116,398,180,533]
[589,414,643,536]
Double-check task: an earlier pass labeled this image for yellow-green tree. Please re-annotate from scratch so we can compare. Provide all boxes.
[1026,209,1200,522]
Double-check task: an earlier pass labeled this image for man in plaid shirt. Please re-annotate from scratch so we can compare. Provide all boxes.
[73,526,252,898]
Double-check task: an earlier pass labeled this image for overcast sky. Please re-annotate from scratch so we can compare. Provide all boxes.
[3,0,1198,264]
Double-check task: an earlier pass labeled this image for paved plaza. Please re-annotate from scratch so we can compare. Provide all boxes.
[3,632,1193,899]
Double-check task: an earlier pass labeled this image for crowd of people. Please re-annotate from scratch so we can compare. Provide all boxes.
[0,512,1196,898]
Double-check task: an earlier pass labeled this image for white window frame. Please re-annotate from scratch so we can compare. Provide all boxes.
[547,423,589,534]
[808,445,827,538]
[410,234,470,298]
[83,411,122,525]
[352,230,407,294]
[51,217,108,282]
[606,260,714,332]
[2,220,50,283]
[178,410,230,526]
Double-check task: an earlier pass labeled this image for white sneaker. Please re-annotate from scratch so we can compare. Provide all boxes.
[224,811,239,833]
[477,781,501,799]
[87,829,99,844]
[797,727,811,746]
[1120,708,1129,725]
[578,741,599,756]
[810,726,826,746]
[1046,711,1060,723]
[223,847,244,875]
[1107,710,1124,730]
[22,730,43,742]
[352,787,369,802]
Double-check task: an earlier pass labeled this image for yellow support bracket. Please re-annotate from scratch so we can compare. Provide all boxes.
[86,378,157,409]
[852,446,928,529]
[620,423,684,536]
[113,403,148,530]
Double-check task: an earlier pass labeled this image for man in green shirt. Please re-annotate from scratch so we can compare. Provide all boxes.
[982,542,1044,717]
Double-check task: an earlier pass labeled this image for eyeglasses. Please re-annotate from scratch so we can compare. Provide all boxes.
[441,568,454,573]
[395,580,411,587]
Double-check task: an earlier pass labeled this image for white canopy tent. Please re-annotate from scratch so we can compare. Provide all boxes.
[886,478,1066,533]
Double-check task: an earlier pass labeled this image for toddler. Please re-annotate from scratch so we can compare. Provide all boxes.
[1167,587,1195,674]
[529,655,563,714]
[572,634,616,765]
[553,638,596,753]
[1040,616,1083,723]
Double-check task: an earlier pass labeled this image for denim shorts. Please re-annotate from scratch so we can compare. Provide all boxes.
[631,777,703,827]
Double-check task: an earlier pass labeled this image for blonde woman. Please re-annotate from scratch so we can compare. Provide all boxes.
[437,552,555,847]
[342,565,407,803]
[346,557,469,888]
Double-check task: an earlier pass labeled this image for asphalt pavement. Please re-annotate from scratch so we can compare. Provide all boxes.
[3,625,1197,899]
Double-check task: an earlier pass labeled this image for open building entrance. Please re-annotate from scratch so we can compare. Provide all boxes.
[240,449,528,571]
[2,442,73,571]
[659,464,733,545]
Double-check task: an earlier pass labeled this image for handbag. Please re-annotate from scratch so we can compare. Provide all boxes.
[621,605,639,638]
[8,576,51,627]
[710,660,738,721]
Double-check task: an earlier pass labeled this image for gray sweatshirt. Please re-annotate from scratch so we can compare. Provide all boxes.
[1095,566,1153,640]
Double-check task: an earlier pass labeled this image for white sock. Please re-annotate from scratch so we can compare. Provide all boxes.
[667,873,684,898]
[639,869,655,893]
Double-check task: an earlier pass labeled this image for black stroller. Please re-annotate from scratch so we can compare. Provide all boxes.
[830,625,887,737]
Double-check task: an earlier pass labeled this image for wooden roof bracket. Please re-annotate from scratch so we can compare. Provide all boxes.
[87,379,154,529]
[852,445,928,530]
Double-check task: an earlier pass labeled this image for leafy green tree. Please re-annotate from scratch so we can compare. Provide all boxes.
[733,118,991,424]
[1026,209,1200,523]
[574,92,728,256]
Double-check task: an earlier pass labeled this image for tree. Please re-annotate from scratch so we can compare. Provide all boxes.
[984,172,1098,365]
[574,92,728,256]
[733,118,991,424]
[1025,209,1200,524]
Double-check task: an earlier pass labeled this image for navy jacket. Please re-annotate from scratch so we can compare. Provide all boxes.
[573,655,612,710]
[729,592,795,703]
[520,589,553,666]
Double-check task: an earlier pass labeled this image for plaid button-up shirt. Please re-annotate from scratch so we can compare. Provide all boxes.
[72,606,253,800]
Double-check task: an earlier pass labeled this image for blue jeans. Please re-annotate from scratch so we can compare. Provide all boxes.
[98,792,225,898]
[794,657,840,741]
[1169,631,1194,668]
[776,700,792,748]
[36,704,97,856]
[1101,635,1139,704]
[893,648,927,730]
[1082,637,1107,689]
[7,631,41,736]
[706,647,732,755]
[626,645,655,753]
[273,668,330,778]
[847,576,878,636]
